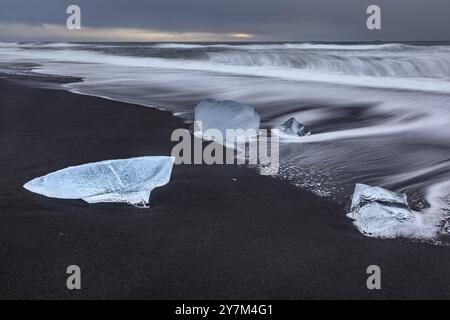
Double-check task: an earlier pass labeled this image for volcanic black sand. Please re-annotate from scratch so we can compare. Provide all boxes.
[1,79,450,299]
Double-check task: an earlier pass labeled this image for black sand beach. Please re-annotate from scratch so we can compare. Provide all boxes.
[1,79,450,299]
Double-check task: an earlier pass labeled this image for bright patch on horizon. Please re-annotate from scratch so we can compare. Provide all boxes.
[0,23,256,42]
[230,33,254,39]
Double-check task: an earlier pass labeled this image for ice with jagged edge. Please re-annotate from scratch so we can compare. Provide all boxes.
[194,98,260,143]
[347,183,416,238]
[23,156,175,208]
[277,117,311,137]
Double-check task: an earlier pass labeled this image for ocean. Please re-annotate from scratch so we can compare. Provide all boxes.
[1,41,449,240]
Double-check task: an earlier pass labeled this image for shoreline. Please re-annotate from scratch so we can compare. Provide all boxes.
[1,78,450,299]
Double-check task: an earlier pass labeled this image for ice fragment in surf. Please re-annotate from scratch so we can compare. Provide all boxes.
[350,183,409,211]
[277,117,311,137]
[23,156,175,208]
[347,183,416,237]
[195,98,260,140]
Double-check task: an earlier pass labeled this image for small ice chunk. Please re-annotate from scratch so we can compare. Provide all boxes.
[347,183,416,237]
[195,98,260,141]
[277,117,311,137]
[350,183,408,212]
[23,156,175,208]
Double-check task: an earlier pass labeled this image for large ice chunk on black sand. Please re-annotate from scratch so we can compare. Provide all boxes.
[195,98,260,140]
[277,117,311,137]
[347,183,416,237]
[23,156,175,208]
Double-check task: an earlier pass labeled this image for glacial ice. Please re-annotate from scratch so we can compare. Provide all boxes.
[277,117,311,137]
[23,156,175,208]
[347,183,416,237]
[194,98,260,141]
[350,183,409,211]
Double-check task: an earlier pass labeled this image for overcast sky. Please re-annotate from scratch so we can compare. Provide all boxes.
[0,0,449,41]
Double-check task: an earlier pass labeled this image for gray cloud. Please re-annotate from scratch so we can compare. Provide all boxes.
[0,0,449,41]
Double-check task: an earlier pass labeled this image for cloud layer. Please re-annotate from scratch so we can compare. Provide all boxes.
[0,0,449,41]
